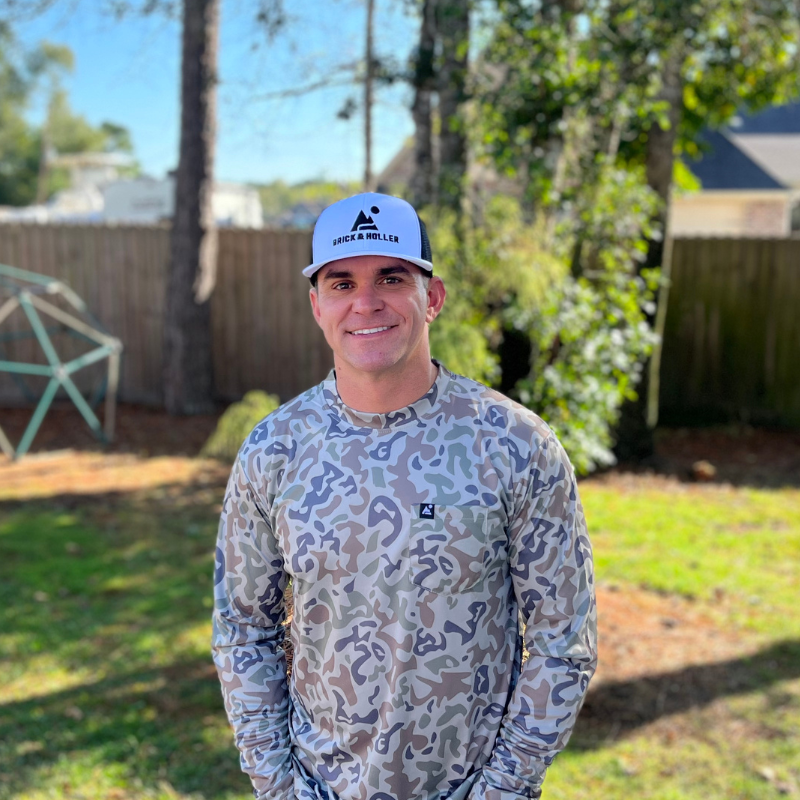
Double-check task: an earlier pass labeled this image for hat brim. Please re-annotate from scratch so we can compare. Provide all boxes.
[303,251,433,278]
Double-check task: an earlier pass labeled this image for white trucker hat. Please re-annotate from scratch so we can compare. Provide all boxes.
[304,192,433,278]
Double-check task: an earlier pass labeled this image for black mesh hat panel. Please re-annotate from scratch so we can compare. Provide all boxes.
[417,215,433,272]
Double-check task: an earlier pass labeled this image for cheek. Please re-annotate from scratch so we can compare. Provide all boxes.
[315,297,345,328]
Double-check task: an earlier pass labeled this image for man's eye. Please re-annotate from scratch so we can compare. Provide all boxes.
[332,282,352,290]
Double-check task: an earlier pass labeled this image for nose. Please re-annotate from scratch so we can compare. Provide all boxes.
[351,282,384,315]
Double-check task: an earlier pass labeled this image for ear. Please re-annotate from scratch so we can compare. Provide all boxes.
[425,276,446,324]
[309,286,322,327]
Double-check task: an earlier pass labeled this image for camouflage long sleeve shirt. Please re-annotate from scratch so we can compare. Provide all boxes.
[212,364,597,800]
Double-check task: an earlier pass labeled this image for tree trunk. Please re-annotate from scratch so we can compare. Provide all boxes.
[163,0,219,414]
[364,0,375,192]
[410,0,437,208]
[541,0,581,242]
[614,47,682,462]
[436,0,469,211]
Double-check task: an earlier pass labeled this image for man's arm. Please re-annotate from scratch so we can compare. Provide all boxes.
[471,433,598,799]
[212,456,293,800]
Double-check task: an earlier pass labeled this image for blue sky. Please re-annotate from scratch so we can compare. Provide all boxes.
[13,0,418,184]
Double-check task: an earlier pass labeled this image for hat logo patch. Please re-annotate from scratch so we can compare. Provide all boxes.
[351,205,380,232]
[332,203,400,248]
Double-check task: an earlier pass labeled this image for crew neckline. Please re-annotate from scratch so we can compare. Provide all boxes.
[321,361,449,430]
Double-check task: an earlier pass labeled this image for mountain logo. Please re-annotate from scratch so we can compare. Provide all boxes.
[351,205,380,232]
[419,503,435,519]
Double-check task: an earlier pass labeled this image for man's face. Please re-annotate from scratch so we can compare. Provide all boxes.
[309,254,446,379]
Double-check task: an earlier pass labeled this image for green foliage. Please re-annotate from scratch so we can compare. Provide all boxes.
[467,0,800,468]
[257,179,360,226]
[509,165,661,474]
[673,158,702,194]
[0,23,43,206]
[0,113,39,206]
[46,90,133,155]
[428,179,659,473]
[201,390,281,462]
[516,269,660,475]
[477,0,800,199]
[0,26,135,206]
[427,195,565,385]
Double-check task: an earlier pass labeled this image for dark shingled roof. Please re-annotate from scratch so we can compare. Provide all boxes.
[729,102,800,134]
[690,130,784,190]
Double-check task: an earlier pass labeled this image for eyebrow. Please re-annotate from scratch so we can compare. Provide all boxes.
[321,264,412,283]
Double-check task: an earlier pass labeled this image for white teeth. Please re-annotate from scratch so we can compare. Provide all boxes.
[351,326,391,335]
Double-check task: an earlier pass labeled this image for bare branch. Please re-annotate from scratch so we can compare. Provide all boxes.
[249,61,361,100]
[0,0,64,22]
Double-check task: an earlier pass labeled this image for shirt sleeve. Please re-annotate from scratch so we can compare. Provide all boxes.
[211,456,294,800]
[470,433,598,800]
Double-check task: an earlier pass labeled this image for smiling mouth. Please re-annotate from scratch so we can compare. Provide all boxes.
[349,325,396,335]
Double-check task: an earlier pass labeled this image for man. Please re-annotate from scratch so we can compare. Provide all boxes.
[212,192,597,800]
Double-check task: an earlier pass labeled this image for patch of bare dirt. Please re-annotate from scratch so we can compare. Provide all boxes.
[594,583,753,686]
[0,450,229,501]
[635,426,800,488]
[0,402,221,458]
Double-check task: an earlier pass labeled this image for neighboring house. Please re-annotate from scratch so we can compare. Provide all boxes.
[0,154,263,228]
[673,103,800,237]
[52,152,134,192]
[0,152,132,222]
[103,177,263,228]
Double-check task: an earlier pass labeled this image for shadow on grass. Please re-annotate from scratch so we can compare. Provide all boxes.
[0,481,225,673]
[0,480,254,798]
[2,639,798,798]
[2,479,799,796]
[0,657,250,798]
[575,638,800,748]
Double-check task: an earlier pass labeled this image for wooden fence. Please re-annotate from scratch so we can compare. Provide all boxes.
[661,237,800,426]
[0,224,330,406]
[0,224,798,426]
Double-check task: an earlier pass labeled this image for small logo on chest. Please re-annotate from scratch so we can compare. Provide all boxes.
[419,503,436,519]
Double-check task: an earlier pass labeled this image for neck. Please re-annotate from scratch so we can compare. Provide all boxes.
[335,357,439,414]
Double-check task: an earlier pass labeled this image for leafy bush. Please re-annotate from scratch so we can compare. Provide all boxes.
[427,173,660,475]
[427,195,564,384]
[201,390,281,462]
[515,270,659,475]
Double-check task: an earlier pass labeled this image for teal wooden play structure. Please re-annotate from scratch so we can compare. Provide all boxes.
[0,263,122,458]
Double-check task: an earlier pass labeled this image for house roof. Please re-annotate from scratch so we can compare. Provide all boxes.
[730,134,800,189]
[689,102,800,191]
[690,130,785,190]
[727,102,800,134]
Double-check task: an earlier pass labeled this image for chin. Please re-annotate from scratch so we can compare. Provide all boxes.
[337,343,401,373]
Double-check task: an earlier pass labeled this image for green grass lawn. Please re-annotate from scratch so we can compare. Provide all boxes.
[545,481,800,800]
[0,466,798,799]
[582,481,800,636]
[0,479,248,800]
